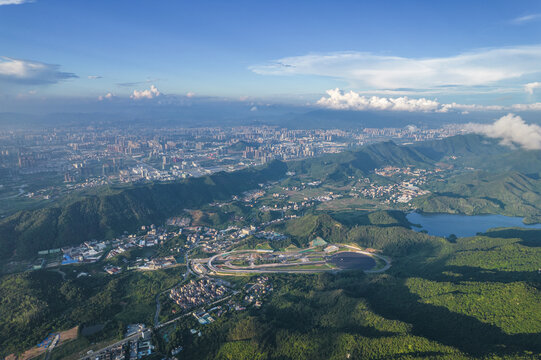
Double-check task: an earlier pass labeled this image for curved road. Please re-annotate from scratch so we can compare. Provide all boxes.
[207,246,391,275]
[342,244,392,273]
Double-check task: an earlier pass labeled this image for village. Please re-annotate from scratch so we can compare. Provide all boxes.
[348,166,442,204]
[169,278,229,311]
[30,223,183,274]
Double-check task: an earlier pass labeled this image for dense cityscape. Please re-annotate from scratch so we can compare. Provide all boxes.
[0,124,465,217]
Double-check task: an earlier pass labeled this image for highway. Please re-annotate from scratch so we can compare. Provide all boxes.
[78,331,145,360]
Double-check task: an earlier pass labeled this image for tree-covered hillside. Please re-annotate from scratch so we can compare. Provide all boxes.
[0,266,186,356]
[414,171,541,223]
[0,161,287,260]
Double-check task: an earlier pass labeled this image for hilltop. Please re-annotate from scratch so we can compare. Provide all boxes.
[415,170,541,223]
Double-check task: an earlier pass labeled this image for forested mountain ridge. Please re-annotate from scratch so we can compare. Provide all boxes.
[0,161,287,259]
[410,133,507,160]
[288,134,513,181]
[415,170,541,223]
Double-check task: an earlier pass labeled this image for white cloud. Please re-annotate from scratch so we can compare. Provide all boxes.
[525,82,541,94]
[251,46,541,92]
[88,75,103,80]
[130,85,161,100]
[511,102,541,111]
[186,92,195,98]
[511,14,541,24]
[317,88,440,112]
[0,57,77,85]
[0,0,34,5]
[466,114,541,150]
[316,88,506,113]
[98,92,114,101]
[438,102,504,113]
[250,106,258,112]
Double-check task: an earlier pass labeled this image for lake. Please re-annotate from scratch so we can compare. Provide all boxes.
[406,212,541,238]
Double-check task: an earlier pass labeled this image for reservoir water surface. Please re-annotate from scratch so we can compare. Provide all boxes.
[406,212,541,238]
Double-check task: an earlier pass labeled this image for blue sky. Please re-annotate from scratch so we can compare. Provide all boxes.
[1,0,541,112]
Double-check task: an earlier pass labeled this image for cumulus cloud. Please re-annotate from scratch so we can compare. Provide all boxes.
[0,0,34,5]
[316,88,506,113]
[130,85,161,100]
[317,88,441,112]
[525,82,541,94]
[466,114,541,150]
[0,57,77,85]
[251,46,541,92]
[98,92,114,101]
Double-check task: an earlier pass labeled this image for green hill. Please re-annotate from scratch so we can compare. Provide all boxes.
[277,210,436,258]
[410,134,508,161]
[281,213,347,246]
[287,134,514,182]
[415,171,541,223]
[284,135,541,223]
[0,161,287,260]
[286,140,435,182]
[364,140,433,166]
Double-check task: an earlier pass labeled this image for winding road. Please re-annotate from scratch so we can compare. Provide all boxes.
[154,242,199,327]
